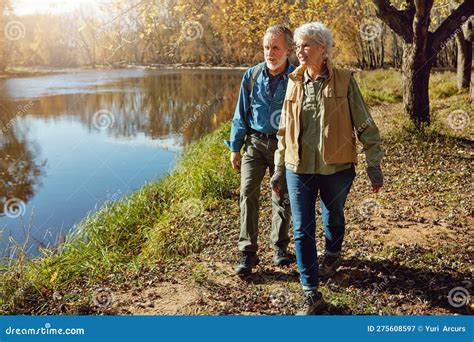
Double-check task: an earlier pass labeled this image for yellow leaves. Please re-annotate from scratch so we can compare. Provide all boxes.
[50,271,58,285]
[173,5,187,14]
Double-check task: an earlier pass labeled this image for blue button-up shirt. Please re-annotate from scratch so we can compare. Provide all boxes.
[225,61,295,152]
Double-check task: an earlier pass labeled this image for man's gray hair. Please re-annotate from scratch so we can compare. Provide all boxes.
[294,22,333,60]
[264,25,293,49]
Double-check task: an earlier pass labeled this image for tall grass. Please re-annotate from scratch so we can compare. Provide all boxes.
[355,69,403,106]
[355,69,466,106]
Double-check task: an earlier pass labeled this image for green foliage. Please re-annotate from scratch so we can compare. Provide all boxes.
[190,263,208,284]
[429,72,466,99]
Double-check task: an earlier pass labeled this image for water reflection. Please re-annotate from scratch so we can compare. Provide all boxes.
[0,102,45,218]
[0,69,242,257]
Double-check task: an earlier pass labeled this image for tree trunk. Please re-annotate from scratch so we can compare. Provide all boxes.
[456,30,472,89]
[401,0,433,127]
[402,42,432,126]
[470,43,474,104]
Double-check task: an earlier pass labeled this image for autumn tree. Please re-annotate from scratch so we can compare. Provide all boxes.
[373,0,474,127]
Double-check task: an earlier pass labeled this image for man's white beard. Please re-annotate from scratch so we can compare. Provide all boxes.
[266,57,287,71]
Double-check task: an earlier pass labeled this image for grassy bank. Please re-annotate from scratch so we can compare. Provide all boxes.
[1,70,472,315]
[0,122,238,313]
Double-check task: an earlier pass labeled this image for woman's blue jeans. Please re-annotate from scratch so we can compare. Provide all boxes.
[286,165,356,291]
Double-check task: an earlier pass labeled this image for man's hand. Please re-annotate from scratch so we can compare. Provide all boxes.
[367,165,383,193]
[230,152,241,172]
[270,169,285,195]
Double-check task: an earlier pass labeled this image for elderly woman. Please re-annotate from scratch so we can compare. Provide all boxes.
[271,22,384,315]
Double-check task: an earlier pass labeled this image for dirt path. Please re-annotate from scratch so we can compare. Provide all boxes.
[102,102,473,315]
[55,101,473,316]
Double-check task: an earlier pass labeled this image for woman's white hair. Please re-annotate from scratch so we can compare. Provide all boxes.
[294,22,333,60]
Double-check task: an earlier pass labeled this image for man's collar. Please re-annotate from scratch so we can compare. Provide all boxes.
[263,59,293,78]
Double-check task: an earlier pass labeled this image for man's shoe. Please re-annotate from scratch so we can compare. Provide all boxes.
[296,290,326,315]
[273,249,294,267]
[319,253,342,279]
[235,251,260,275]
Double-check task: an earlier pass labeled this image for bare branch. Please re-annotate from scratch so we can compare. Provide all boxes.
[372,0,415,43]
[98,0,147,29]
[432,1,474,52]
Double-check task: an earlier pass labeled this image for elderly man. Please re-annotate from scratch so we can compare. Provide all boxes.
[225,25,296,275]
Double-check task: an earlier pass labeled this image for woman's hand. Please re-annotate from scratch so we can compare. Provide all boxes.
[270,169,285,194]
[367,165,383,193]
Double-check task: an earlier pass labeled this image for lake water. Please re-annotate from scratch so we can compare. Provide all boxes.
[0,68,243,257]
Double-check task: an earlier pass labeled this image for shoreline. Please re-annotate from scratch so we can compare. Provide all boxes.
[0,64,249,80]
[0,64,460,81]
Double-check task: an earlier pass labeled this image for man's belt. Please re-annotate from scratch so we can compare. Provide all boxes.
[249,128,277,140]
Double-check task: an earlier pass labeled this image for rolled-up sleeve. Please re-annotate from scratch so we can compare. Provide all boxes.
[274,103,287,171]
[348,76,384,167]
[225,68,252,152]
